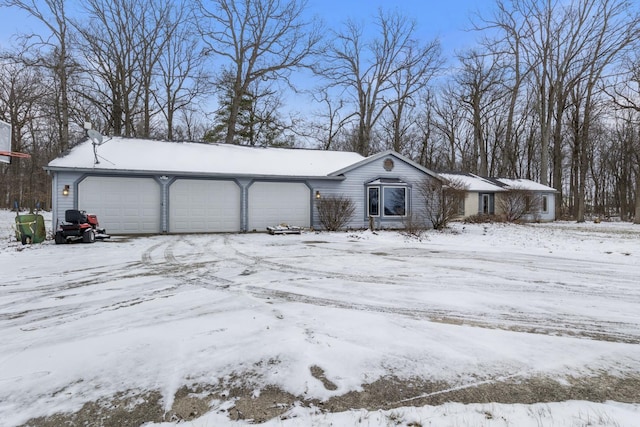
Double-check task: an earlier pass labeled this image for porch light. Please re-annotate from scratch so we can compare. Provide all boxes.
[62,185,70,196]
[315,190,321,199]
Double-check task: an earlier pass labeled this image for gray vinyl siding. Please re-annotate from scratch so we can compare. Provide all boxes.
[539,192,556,222]
[51,171,84,229]
[520,191,556,222]
[311,155,441,230]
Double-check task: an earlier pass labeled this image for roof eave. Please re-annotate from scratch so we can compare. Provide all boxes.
[43,166,347,181]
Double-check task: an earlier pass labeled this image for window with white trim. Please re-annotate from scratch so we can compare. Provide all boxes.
[482,194,491,214]
[478,193,496,215]
[383,186,406,216]
[368,187,380,217]
[366,179,409,218]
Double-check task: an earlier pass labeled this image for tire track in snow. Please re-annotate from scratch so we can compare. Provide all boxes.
[3,239,189,333]
[143,236,236,290]
[243,286,640,344]
[222,236,410,286]
[221,235,640,343]
[223,235,640,303]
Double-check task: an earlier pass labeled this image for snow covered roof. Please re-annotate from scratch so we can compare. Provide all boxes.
[495,178,556,192]
[439,173,506,192]
[46,137,365,177]
[439,173,556,193]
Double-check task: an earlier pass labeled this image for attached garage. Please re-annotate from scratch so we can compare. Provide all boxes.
[78,176,161,234]
[48,138,445,234]
[247,182,310,231]
[169,179,241,233]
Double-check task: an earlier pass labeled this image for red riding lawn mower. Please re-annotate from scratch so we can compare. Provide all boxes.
[55,209,110,244]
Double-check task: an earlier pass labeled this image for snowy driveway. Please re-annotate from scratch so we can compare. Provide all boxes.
[1,222,640,425]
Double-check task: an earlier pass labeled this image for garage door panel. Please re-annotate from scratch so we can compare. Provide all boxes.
[169,180,240,233]
[78,177,161,234]
[248,182,310,231]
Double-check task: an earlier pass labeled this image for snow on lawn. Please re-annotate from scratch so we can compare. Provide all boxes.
[1,209,640,426]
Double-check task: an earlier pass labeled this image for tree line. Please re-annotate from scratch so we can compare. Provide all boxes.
[1,0,639,223]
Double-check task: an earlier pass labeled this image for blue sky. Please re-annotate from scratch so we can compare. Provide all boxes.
[0,0,485,54]
[307,0,484,53]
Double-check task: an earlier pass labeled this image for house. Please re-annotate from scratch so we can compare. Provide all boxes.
[439,172,557,222]
[45,137,445,234]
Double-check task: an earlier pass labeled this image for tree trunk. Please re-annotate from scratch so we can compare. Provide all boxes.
[57,52,70,153]
[552,90,566,219]
[634,170,640,224]
[225,77,244,145]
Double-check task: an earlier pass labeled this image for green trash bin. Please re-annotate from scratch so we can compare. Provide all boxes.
[15,214,47,244]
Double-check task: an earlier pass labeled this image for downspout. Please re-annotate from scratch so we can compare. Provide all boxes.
[50,171,58,231]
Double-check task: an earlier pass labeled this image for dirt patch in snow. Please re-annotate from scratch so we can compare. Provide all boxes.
[20,373,640,426]
[309,365,338,391]
[22,390,165,427]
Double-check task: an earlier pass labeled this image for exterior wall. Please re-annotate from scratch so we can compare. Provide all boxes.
[459,191,556,222]
[459,192,497,218]
[51,171,84,229]
[464,192,480,217]
[540,192,556,221]
[519,191,556,222]
[311,155,441,230]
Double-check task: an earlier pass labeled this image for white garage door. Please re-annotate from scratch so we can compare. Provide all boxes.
[248,182,310,231]
[78,176,160,234]
[169,179,240,233]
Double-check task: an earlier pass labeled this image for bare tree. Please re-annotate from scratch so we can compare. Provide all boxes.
[567,0,639,222]
[418,176,466,230]
[474,0,533,177]
[308,87,355,150]
[497,186,540,222]
[135,0,175,137]
[0,58,47,207]
[469,0,640,222]
[319,10,426,156]
[0,0,75,153]
[385,39,443,154]
[154,2,211,141]
[431,85,468,171]
[75,0,174,137]
[176,107,209,142]
[455,49,505,176]
[197,0,321,145]
[610,53,640,224]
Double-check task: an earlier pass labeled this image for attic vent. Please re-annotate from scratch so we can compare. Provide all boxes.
[383,158,394,171]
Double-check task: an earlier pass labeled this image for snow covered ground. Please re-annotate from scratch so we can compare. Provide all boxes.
[1,209,639,426]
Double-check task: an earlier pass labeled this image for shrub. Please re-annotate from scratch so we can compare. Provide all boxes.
[316,195,356,231]
[464,213,498,224]
[402,212,427,238]
[418,177,467,230]
[498,187,541,222]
